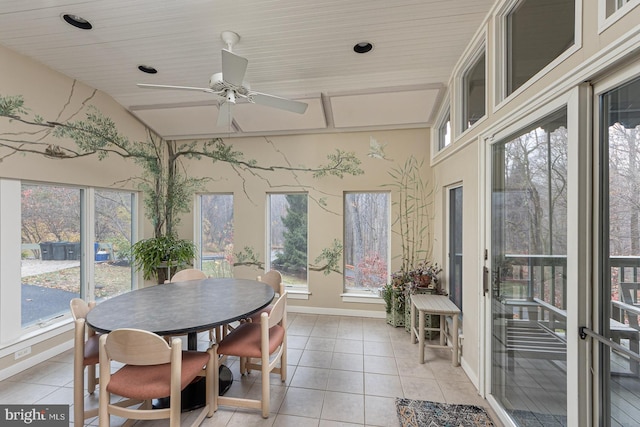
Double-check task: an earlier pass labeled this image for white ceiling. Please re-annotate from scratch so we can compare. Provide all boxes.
[0,0,494,140]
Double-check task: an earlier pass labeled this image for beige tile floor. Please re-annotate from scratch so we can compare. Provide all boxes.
[0,313,502,426]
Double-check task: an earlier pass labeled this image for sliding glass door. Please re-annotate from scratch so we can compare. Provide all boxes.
[596,72,640,426]
[489,108,569,426]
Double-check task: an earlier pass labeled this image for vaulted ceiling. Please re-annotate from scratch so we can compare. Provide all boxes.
[0,0,494,140]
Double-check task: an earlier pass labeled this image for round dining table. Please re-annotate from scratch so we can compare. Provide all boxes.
[86,277,275,410]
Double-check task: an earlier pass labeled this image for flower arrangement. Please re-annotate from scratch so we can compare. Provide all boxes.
[380,261,443,320]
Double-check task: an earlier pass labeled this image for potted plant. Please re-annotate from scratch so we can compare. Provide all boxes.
[131,234,197,284]
[381,156,442,328]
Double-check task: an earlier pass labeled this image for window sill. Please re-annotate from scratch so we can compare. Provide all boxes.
[285,289,310,300]
[340,293,385,305]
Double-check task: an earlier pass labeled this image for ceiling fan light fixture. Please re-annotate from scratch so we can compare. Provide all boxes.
[353,42,373,54]
[62,14,92,30]
[138,65,158,74]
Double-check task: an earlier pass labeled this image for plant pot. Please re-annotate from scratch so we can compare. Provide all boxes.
[386,292,405,327]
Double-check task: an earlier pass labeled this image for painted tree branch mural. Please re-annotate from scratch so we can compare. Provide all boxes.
[2,92,361,278]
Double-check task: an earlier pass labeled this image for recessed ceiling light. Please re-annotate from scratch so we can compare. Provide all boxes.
[62,14,92,30]
[353,42,373,54]
[138,65,158,74]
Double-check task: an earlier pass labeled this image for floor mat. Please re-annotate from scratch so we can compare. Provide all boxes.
[395,398,495,427]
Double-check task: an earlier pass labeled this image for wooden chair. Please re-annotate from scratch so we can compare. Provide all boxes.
[248,270,284,323]
[98,328,214,427]
[213,292,287,418]
[166,268,207,283]
[70,298,100,426]
[166,268,223,342]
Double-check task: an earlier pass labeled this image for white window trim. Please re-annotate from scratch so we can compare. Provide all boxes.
[431,91,451,159]
[1,179,138,347]
[455,40,488,138]
[598,0,639,33]
[266,192,309,292]
[493,0,583,111]
[481,88,584,423]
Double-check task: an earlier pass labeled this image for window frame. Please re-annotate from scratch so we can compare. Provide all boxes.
[0,178,138,345]
[432,92,452,155]
[195,193,234,278]
[342,191,391,296]
[598,0,639,32]
[457,40,487,136]
[266,192,309,293]
[493,0,582,109]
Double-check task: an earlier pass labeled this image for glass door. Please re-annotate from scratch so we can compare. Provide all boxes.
[490,109,569,426]
[596,73,640,426]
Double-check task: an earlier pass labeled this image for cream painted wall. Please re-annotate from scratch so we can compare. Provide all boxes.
[1,42,434,374]
[178,129,432,311]
[0,44,150,376]
[429,0,640,391]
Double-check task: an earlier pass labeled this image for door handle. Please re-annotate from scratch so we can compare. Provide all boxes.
[483,266,489,296]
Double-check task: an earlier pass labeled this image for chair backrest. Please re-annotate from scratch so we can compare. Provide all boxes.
[101,328,177,366]
[263,292,287,329]
[70,297,95,320]
[257,270,284,295]
[169,268,207,283]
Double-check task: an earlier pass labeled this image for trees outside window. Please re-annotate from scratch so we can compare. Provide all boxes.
[20,184,135,328]
[344,192,390,292]
[199,194,233,278]
[268,194,308,287]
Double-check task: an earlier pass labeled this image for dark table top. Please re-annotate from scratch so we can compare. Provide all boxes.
[86,277,274,336]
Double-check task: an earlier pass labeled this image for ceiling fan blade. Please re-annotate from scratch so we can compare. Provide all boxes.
[251,92,308,114]
[221,49,248,87]
[216,102,232,128]
[137,83,218,94]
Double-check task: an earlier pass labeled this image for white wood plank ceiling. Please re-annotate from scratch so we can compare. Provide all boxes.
[0,0,494,140]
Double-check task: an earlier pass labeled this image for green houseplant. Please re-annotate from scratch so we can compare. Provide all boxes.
[131,235,197,284]
[381,156,442,327]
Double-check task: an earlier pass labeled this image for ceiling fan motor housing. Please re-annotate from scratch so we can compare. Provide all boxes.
[209,72,250,96]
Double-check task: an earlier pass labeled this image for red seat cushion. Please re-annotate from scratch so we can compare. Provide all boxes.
[106,351,209,400]
[217,322,285,358]
[83,333,101,366]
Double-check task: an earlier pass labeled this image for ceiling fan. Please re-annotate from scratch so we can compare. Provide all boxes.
[137,31,308,128]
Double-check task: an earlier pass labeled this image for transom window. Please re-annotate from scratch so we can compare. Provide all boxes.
[462,52,486,132]
[506,0,575,96]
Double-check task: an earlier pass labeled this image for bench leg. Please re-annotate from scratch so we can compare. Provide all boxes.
[418,310,425,364]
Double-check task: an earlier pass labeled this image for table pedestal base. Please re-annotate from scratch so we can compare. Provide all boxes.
[154,365,233,412]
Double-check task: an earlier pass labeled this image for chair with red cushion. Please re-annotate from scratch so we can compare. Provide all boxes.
[70,298,101,426]
[213,292,287,418]
[98,328,214,427]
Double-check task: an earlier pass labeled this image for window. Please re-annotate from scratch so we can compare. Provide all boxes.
[267,193,308,289]
[344,192,390,293]
[21,184,81,327]
[462,52,486,132]
[605,0,634,17]
[198,194,234,278]
[448,186,463,311]
[94,189,135,301]
[19,183,136,329]
[506,0,575,96]
[438,110,451,151]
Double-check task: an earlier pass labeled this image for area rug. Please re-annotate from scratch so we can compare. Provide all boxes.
[395,398,495,427]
